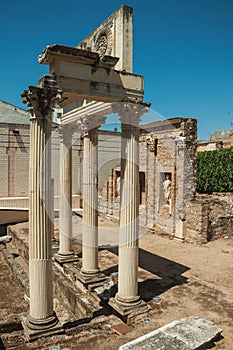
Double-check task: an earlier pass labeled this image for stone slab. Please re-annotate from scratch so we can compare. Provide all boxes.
[112,323,133,336]
[119,316,222,350]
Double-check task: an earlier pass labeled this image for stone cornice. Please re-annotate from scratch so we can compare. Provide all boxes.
[38,44,119,69]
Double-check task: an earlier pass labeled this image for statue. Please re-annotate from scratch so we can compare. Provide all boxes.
[163,175,171,205]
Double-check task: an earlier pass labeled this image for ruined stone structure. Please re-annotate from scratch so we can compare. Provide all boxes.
[197,128,233,152]
[210,129,233,149]
[99,117,198,240]
[20,5,150,340]
[3,4,231,343]
[139,117,197,239]
[185,192,233,244]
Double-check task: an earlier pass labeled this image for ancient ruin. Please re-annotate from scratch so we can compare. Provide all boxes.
[0,5,230,349]
[20,5,151,340]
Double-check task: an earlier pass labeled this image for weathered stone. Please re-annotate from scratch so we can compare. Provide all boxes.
[118,316,222,350]
[186,193,233,243]
[0,235,12,244]
[77,5,133,72]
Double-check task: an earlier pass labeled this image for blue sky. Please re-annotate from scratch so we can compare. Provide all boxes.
[0,0,232,140]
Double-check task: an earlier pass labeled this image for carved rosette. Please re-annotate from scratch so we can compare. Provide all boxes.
[21,86,62,120]
[94,23,113,56]
[113,102,149,126]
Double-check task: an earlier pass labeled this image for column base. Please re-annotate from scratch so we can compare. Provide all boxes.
[54,253,79,265]
[22,313,64,342]
[109,297,151,324]
[52,240,59,254]
[77,270,107,290]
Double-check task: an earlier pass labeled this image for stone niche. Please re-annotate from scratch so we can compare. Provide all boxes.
[77,5,133,73]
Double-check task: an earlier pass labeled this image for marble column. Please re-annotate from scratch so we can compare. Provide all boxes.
[78,115,106,285]
[110,102,149,317]
[54,124,79,264]
[21,83,63,340]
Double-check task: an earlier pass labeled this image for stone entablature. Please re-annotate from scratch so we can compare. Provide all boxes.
[39,45,144,105]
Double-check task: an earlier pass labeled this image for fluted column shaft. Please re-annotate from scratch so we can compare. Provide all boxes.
[111,102,148,308]
[81,127,99,275]
[29,115,54,321]
[117,123,140,304]
[58,126,74,257]
[21,85,62,329]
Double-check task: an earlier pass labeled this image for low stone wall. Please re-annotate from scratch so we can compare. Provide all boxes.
[6,223,103,320]
[185,193,233,244]
[7,224,29,262]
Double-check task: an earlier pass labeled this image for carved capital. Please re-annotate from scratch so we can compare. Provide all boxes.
[58,122,77,136]
[112,102,149,126]
[57,123,78,146]
[78,115,106,132]
[21,86,62,119]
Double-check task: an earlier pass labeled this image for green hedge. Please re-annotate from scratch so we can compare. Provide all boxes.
[197,147,233,193]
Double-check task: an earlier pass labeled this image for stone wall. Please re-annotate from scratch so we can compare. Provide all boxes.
[139,117,197,237]
[185,193,233,244]
[97,117,198,238]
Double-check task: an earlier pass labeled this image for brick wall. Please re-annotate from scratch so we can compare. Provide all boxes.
[0,123,30,197]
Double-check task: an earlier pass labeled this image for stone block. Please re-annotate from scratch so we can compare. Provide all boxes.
[119,316,222,350]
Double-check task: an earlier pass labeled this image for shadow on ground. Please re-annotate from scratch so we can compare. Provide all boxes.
[100,246,189,301]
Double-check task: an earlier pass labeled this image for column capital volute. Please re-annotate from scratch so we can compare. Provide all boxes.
[21,85,62,120]
[112,102,149,126]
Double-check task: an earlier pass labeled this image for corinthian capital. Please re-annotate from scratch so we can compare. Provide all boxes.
[21,86,62,119]
[112,102,149,126]
[79,114,106,132]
